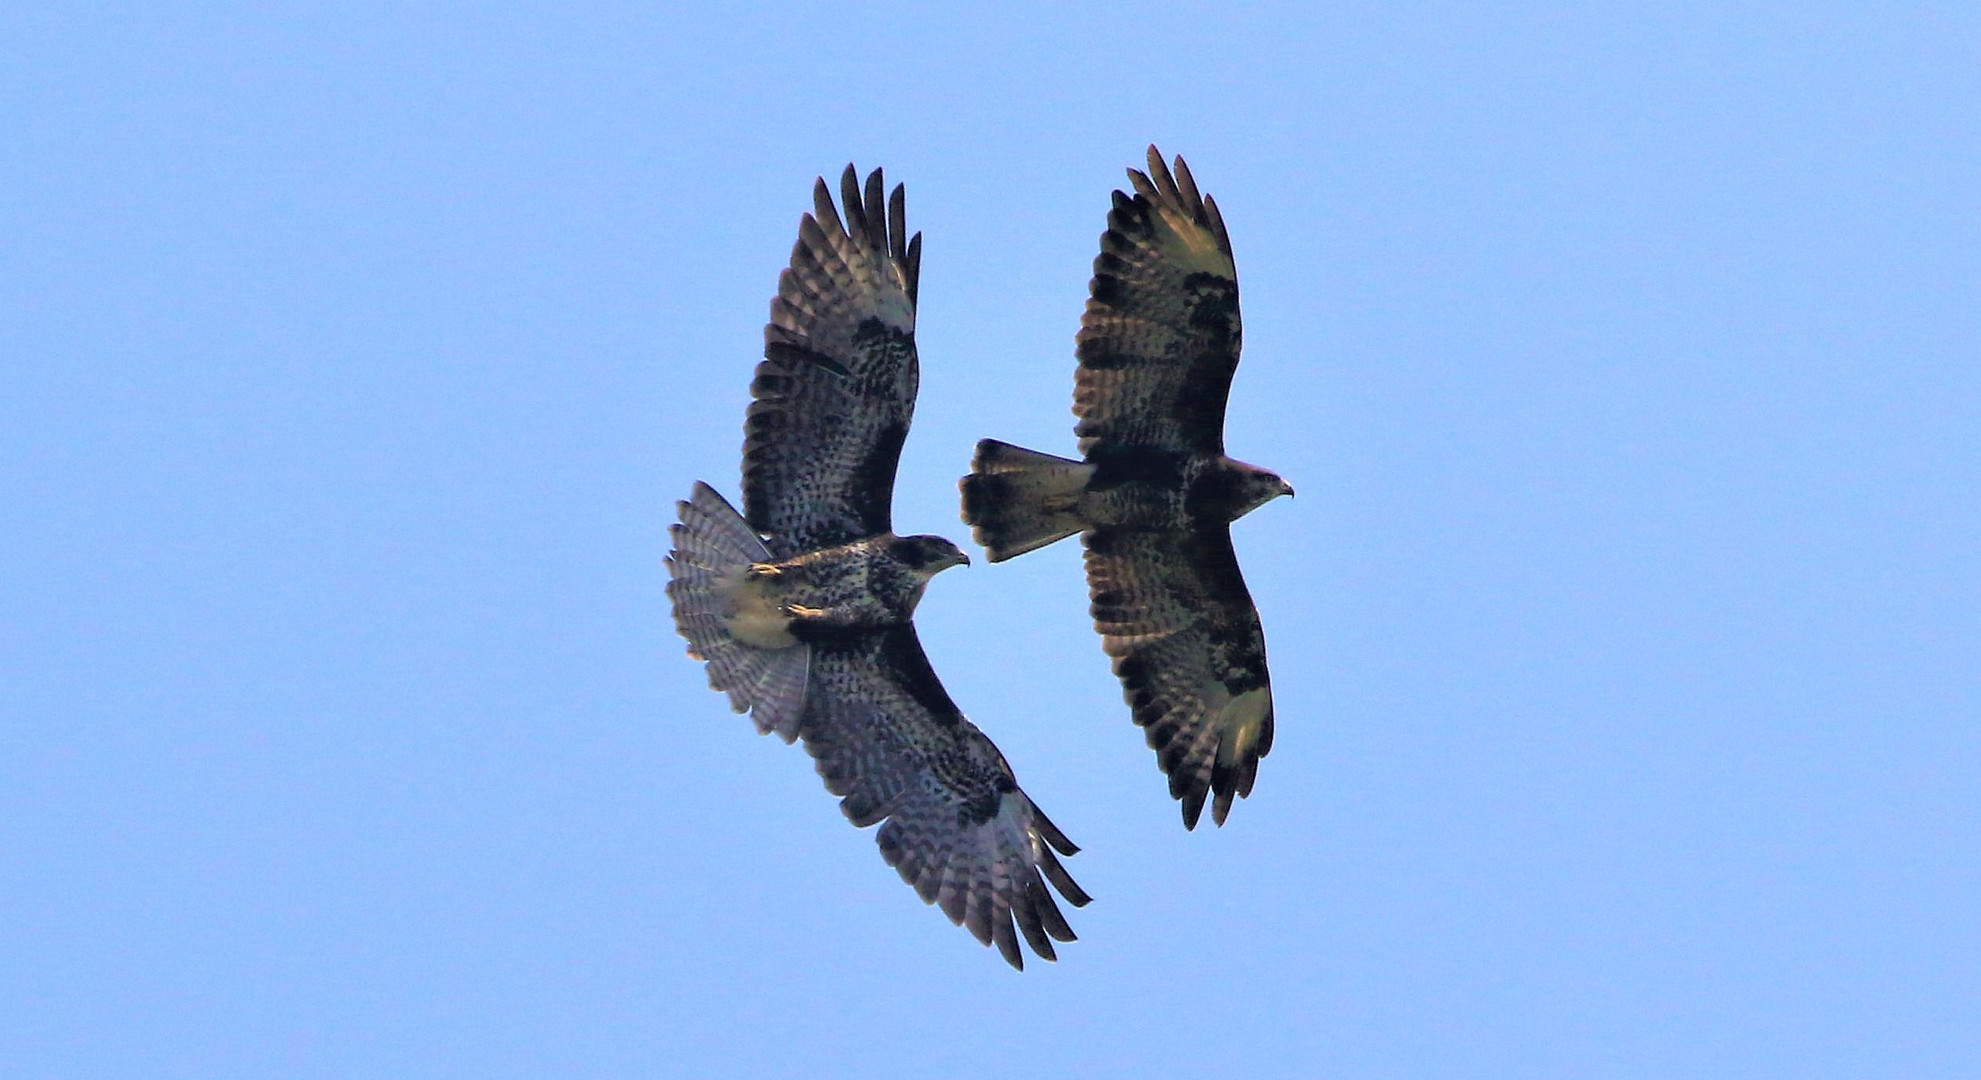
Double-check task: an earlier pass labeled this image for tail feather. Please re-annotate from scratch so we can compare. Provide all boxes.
[665,481,810,741]
[959,439,1092,562]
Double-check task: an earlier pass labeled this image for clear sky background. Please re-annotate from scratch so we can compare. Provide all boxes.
[5,3,1977,1077]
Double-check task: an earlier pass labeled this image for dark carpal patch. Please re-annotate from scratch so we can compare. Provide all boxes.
[1183,272,1239,331]
[958,785,1003,828]
[852,418,908,513]
[847,315,915,382]
[1218,669,1267,698]
[1174,277,1240,435]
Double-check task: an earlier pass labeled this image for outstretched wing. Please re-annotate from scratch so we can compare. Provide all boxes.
[745,165,923,557]
[1073,145,1242,459]
[1084,525,1275,829]
[800,625,1090,969]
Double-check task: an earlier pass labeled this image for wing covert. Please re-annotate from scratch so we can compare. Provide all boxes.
[745,166,924,556]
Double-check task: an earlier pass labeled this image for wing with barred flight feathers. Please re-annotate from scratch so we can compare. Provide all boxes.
[1073,145,1242,458]
[1085,525,1275,830]
[745,165,923,558]
[800,625,1090,969]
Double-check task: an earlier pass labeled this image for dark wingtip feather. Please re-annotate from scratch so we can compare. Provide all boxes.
[1211,788,1236,827]
[1204,192,1231,249]
[1144,145,1178,204]
[1171,152,1202,211]
[838,165,864,246]
[1180,787,1207,831]
[1037,845,1092,908]
[1014,878,1059,960]
[1031,804,1080,857]
[887,183,907,264]
[1234,751,1262,799]
[811,176,841,237]
[863,168,885,245]
[992,908,1024,969]
[1210,753,1237,804]
[1032,877,1078,943]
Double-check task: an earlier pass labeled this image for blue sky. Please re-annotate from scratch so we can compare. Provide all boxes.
[4,3,1977,1077]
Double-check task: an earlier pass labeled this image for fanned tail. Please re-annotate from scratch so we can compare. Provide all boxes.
[959,439,1093,562]
[665,481,810,740]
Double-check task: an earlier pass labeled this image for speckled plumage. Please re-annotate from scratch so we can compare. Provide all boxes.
[743,165,919,560]
[960,146,1292,830]
[667,166,1087,969]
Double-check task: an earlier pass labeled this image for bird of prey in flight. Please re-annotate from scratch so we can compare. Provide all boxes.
[961,146,1293,829]
[667,165,1088,969]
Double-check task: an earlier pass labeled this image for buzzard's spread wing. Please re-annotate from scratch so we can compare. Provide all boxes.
[1084,526,1275,829]
[1073,146,1241,459]
[801,625,1089,969]
[745,166,923,557]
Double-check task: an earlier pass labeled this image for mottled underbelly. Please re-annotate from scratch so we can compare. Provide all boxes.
[1085,483,1182,529]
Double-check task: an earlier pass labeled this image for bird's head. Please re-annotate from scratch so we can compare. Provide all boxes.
[1229,461,1295,519]
[892,534,972,576]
